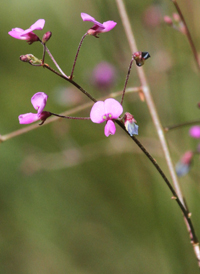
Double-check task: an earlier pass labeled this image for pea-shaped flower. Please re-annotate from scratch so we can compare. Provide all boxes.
[81,13,117,37]
[18,92,51,124]
[8,19,45,44]
[90,98,123,137]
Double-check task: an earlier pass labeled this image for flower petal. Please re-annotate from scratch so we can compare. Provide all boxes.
[102,21,117,32]
[81,13,104,28]
[22,19,45,36]
[18,113,40,124]
[104,120,116,137]
[90,101,105,123]
[31,92,48,115]
[104,98,123,119]
[8,28,25,39]
[189,126,200,139]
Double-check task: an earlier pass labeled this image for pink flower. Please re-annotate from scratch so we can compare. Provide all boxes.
[189,126,200,139]
[81,13,117,37]
[19,92,51,124]
[90,98,123,137]
[8,19,45,44]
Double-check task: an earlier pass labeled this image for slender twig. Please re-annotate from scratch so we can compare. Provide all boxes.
[43,63,97,103]
[120,56,134,105]
[116,120,199,245]
[39,40,68,78]
[171,0,200,69]
[70,33,88,79]
[165,119,200,131]
[50,112,90,120]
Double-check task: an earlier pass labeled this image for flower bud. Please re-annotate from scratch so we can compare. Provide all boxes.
[20,54,42,65]
[124,112,139,136]
[42,31,52,44]
[175,151,193,177]
[133,51,150,67]
[163,16,173,26]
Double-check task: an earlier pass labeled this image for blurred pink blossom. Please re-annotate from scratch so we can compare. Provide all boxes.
[90,98,123,137]
[189,126,200,139]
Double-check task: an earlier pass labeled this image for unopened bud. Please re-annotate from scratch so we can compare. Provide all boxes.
[20,54,42,65]
[42,31,52,43]
[163,15,173,26]
[124,112,139,136]
[173,13,181,22]
[133,51,150,67]
[175,151,193,177]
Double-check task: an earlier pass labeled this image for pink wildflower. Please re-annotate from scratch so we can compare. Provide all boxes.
[8,19,45,44]
[81,13,117,37]
[90,98,123,137]
[189,126,200,139]
[18,92,50,124]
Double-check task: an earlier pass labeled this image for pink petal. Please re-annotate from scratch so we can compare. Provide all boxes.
[104,120,116,137]
[102,21,117,32]
[22,19,45,36]
[90,101,105,123]
[18,113,40,124]
[8,28,25,39]
[104,98,123,119]
[31,92,48,115]
[81,13,104,28]
[189,126,200,139]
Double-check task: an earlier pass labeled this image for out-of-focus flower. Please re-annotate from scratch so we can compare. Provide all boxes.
[8,19,45,44]
[90,98,123,137]
[133,51,150,67]
[143,5,163,28]
[19,92,51,124]
[91,61,117,91]
[189,126,200,139]
[175,151,193,177]
[124,112,139,136]
[81,13,117,37]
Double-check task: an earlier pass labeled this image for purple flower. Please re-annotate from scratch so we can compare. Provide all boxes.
[81,13,117,37]
[8,19,45,44]
[19,92,51,124]
[189,126,200,139]
[90,98,123,137]
[91,61,117,91]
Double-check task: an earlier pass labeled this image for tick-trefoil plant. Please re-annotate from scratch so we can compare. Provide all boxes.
[4,0,200,270]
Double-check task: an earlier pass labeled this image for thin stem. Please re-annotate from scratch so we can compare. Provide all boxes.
[172,0,200,69]
[43,63,97,103]
[121,56,134,105]
[116,120,199,245]
[50,112,90,120]
[39,40,68,78]
[164,119,200,132]
[70,33,88,79]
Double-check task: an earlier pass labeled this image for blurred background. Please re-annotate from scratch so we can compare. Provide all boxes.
[1,0,200,273]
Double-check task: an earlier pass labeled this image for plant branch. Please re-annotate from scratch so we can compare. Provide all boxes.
[171,0,200,69]
[164,119,200,131]
[70,33,88,79]
[121,56,134,105]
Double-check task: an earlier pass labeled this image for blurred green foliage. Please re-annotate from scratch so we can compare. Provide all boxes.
[1,0,200,273]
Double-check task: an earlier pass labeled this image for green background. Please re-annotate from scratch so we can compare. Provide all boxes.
[1,0,200,273]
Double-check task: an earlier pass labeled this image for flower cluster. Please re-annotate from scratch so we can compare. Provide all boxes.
[9,14,139,138]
